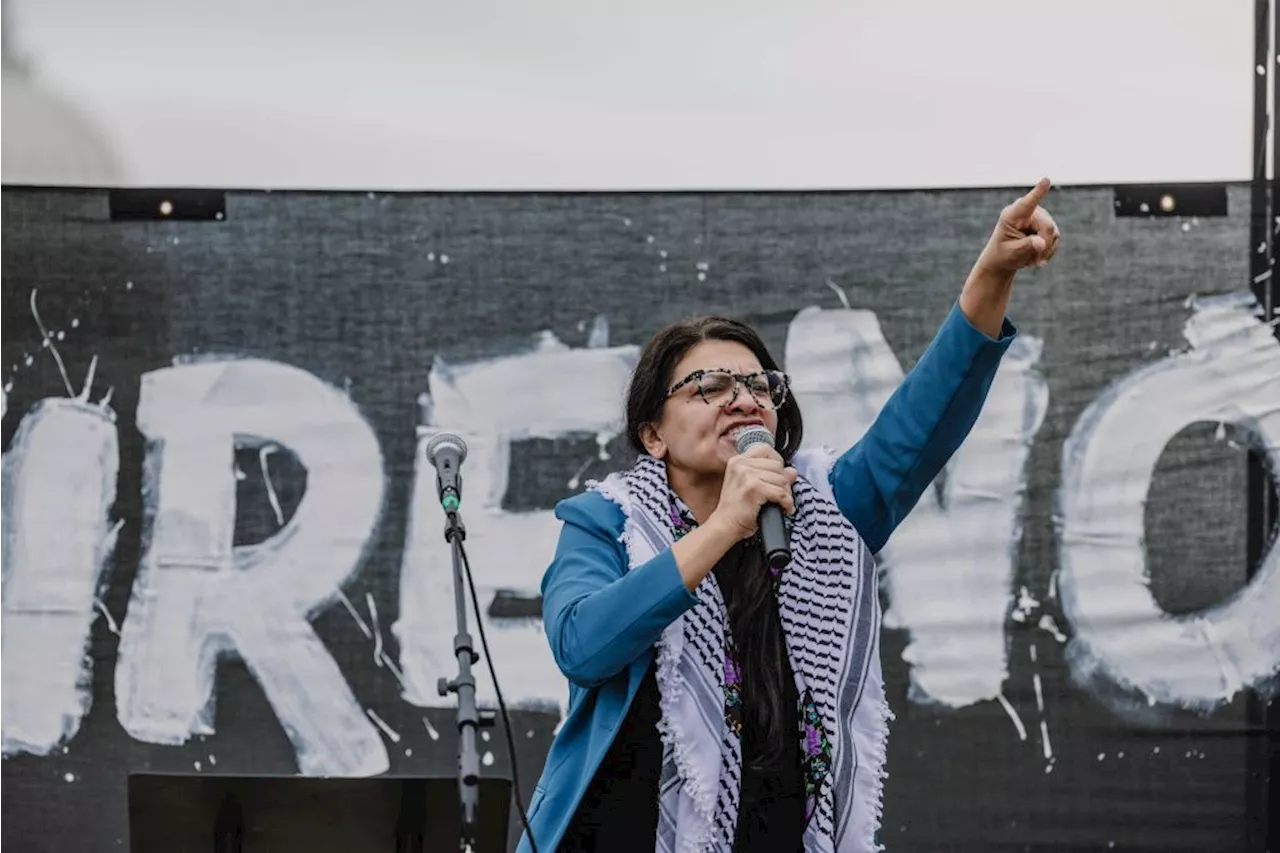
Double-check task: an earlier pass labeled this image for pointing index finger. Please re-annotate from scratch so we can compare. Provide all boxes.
[1009,177,1052,224]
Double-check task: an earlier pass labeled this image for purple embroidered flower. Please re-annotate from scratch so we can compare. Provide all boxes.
[805,724,823,756]
[724,656,742,686]
[797,688,832,827]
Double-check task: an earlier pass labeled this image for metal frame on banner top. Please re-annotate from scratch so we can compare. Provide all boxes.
[1247,0,1278,849]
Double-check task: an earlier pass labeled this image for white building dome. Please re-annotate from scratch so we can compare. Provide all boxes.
[2,9,121,186]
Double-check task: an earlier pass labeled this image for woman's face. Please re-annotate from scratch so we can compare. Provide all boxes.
[640,339,780,477]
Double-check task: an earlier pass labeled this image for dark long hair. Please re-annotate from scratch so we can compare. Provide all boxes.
[625,317,804,769]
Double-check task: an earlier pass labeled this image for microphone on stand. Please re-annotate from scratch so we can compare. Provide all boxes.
[426,432,467,516]
[734,425,792,570]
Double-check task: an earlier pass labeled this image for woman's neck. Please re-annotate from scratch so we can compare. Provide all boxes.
[666,463,722,525]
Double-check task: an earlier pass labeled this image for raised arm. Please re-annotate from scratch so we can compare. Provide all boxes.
[829,304,1014,552]
[830,178,1061,552]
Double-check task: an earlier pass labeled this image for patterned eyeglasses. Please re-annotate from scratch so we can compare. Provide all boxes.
[666,368,791,410]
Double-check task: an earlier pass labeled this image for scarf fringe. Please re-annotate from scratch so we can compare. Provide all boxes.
[585,475,633,552]
[865,699,895,852]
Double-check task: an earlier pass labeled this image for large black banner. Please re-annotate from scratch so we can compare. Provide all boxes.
[1,185,1274,852]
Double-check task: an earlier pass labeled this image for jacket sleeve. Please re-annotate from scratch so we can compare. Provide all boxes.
[541,493,699,688]
[830,301,1017,553]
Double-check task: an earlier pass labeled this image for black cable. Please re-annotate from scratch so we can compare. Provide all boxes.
[457,538,539,853]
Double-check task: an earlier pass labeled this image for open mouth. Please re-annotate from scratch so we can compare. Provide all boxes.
[721,420,765,438]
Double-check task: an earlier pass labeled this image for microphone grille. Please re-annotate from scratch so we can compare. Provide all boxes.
[734,425,775,454]
[425,431,468,464]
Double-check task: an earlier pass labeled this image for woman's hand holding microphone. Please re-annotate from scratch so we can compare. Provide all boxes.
[673,445,797,591]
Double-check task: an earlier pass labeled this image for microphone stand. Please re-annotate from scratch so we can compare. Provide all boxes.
[435,503,493,851]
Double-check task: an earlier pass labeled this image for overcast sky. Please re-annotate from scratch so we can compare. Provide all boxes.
[3,0,1264,190]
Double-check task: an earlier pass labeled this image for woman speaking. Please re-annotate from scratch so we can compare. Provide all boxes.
[518,180,1061,853]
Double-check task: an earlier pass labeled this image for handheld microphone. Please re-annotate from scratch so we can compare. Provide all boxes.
[734,425,791,570]
[425,432,468,514]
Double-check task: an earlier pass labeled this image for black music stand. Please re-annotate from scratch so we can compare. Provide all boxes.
[128,773,512,853]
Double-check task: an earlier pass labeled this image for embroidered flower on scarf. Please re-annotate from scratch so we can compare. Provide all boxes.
[799,688,833,822]
[723,645,745,735]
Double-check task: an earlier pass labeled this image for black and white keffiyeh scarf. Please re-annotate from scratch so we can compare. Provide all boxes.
[590,448,892,853]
